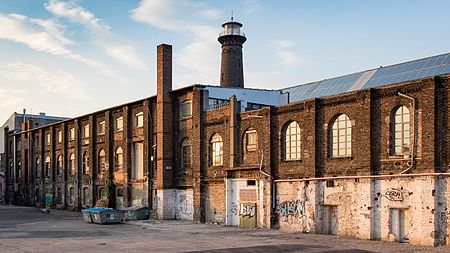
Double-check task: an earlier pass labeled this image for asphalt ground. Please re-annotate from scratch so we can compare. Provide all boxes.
[0,205,447,253]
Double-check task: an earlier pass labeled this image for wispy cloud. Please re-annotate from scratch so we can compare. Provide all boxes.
[0,61,89,99]
[45,0,146,70]
[0,13,118,78]
[244,0,262,14]
[131,0,223,84]
[275,40,305,66]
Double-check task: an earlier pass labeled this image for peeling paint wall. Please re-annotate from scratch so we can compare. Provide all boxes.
[276,176,450,246]
[175,189,194,221]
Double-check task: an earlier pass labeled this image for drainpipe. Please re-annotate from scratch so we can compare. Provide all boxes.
[13,134,17,192]
[398,92,416,175]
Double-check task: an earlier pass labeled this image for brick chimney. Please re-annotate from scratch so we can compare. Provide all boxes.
[156,44,173,189]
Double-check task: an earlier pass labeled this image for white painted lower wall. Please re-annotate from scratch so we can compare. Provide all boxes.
[275,176,449,246]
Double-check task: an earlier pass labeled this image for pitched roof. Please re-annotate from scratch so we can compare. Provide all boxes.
[282,53,450,102]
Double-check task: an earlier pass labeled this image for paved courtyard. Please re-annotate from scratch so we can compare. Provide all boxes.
[0,205,447,253]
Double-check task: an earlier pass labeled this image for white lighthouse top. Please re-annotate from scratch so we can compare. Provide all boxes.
[220,21,245,37]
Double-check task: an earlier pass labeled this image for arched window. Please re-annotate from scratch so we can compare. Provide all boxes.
[36,158,40,179]
[331,114,352,157]
[99,187,106,199]
[56,187,62,204]
[17,160,22,179]
[115,147,123,171]
[210,134,223,166]
[69,153,75,175]
[82,187,89,206]
[57,155,63,176]
[9,161,13,180]
[282,122,301,161]
[180,100,192,118]
[181,138,190,168]
[69,187,74,205]
[98,149,106,173]
[392,106,411,155]
[245,129,258,151]
[82,151,89,174]
[45,156,51,178]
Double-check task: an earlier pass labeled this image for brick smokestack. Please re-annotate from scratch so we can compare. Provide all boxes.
[156,44,173,189]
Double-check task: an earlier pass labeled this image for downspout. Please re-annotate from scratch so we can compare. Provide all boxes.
[398,92,416,175]
[13,134,17,192]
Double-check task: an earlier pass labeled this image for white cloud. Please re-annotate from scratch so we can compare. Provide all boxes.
[0,13,118,78]
[131,0,222,84]
[276,40,296,49]
[45,0,146,70]
[0,61,89,99]
[277,51,304,65]
[244,0,262,14]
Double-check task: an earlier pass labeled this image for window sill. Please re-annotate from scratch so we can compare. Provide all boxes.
[116,129,123,132]
[180,116,192,121]
[282,159,302,163]
[98,133,105,136]
[329,156,353,161]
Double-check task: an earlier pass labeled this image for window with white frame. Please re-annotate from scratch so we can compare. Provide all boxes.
[135,112,144,128]
[115,147,123,171]
[116,116,123,131]
[331,114,352,157]
[98,120,105,135]
[83,124,90,138]
[98,149,106,173]
[70,128,75,140]
[245,129,258,151]
[57,130,62,143]
[283,121,301,160]
[210,134,223,166]
[393,106,411,155]
[46,133,51,145]
[180,100,192,118]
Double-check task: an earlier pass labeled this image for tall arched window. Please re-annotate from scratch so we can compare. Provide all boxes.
[393,106,411,155]
[331,114,352,157]
[17,160,22,179]
[9,161,13,180]
[82,151,89,174]
[115,147,123,171]
[69,153,75,175]
[45,156,51,178]
[57,155,63,176]
[82,187,89,206]
[181,138,190,168]
[98,149,106,173]
[57,187,62,204]
[282,121,301,161]
[36,158,40,179]
[69,187,74,205]
[210,134,223,166]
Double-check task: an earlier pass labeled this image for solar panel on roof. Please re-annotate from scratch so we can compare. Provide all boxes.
[282,53,450,103]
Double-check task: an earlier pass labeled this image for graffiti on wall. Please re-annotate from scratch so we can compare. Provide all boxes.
[45,194,52,208]
[230,202,239,215]
[384,188,404,201]
[240,203,256,218]
[175,191,194,220]
[276,199,314,233]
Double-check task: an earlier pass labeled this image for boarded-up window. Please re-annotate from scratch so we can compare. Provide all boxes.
[132,142,144,179]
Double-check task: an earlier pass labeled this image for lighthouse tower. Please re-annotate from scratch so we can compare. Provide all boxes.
[218,18,247,88]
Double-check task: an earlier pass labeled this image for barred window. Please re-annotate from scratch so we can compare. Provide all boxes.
[69,187,74,205]
[331,114,352,157]
[36,158,40,179]
[393,106,411,155]
[70,128,75,140]
[83,124,90,138]
[283,121,301,161]
[115,147,123,171]
[57,130,62,143]
[181,138,191,168]
[135,112,144,128]
[82,187,89,206]
[57,187,62,204]
[210,134,223,166]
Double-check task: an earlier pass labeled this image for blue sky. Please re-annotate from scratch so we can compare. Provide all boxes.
[0,0,449,122]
